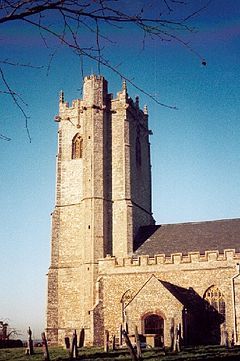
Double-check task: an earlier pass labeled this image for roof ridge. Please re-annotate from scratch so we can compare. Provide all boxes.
[158,217,240,227]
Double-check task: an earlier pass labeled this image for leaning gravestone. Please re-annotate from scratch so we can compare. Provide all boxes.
[25,326,34,355]
[71,329,78,359]
[79,328,85,348]
[41,332,50,361]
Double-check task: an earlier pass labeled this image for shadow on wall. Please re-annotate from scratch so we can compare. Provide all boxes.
[134,225,160,251]
[161,280,225,346]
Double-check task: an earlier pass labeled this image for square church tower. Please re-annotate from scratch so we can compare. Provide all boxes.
[46,75,155,345]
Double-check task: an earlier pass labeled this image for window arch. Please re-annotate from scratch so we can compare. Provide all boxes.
[72,133,83,159]
[204,285,225,318]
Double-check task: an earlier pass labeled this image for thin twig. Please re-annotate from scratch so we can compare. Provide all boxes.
[0,67,31,142]
[23,17,178,109]
[0,59,43,69]
[0,133,11,141]
[95,18,101,74]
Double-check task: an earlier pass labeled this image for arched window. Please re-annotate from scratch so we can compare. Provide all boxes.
[72,133,83,159]
[136,136,141,166]
[204,286,225,319]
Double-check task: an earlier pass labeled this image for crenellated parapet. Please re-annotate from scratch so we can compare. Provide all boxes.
[98,249,240,273]
[55,76,150,132]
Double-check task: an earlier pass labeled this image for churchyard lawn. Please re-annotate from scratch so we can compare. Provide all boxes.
[1,345,240,361]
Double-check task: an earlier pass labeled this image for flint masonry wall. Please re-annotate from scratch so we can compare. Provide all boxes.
[97,250,240,346]
[47,76,112,345]
[47,75,240,347]
[47,75,155,345]
[111,87,154,257]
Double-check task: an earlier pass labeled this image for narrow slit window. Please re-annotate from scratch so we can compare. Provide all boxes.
[136,136,141,166]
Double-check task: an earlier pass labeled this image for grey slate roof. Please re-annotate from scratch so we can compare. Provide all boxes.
[134,218,240,256]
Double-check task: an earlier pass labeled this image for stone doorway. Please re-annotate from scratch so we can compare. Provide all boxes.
[143,314,164,347]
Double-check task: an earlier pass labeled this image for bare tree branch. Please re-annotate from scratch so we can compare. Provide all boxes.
[0,0,210,139]
[0,59,43,68]
[0,133,11,141]
[23,16,178,109]
[0,67,31,142]
[183,0,213,22]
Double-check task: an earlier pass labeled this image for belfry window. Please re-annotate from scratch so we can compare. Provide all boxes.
[136,136,141,166]
[204,285,226,319]
[72,133,83,159]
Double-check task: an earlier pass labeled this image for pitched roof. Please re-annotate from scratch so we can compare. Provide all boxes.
[134,218,240,256]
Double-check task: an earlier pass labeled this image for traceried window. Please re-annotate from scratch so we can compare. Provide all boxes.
[72,133,83,159]
[204,286,226,319]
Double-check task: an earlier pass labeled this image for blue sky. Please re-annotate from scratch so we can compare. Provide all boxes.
[0,0,240,339]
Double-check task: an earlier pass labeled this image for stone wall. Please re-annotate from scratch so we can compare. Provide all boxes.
[46,75,240,347]
[111,88,154,257]
[46,75,155,345]
[97,250,240,346]
[47,76,112,345]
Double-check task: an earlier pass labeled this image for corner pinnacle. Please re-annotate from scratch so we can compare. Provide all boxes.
[59,90,64,103]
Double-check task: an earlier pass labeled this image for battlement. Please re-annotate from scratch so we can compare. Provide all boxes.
[56,76,150,136]
[48,74,240,347]
[98,249,240,273]
[57,75,148,115]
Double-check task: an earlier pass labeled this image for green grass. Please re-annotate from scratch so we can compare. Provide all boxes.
[1,345,240,361]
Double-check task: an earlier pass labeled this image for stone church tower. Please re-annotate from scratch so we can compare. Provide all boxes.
[46,75,155,345]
